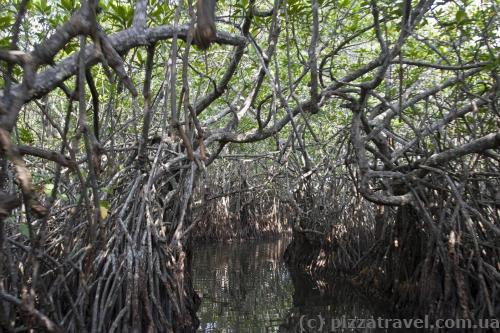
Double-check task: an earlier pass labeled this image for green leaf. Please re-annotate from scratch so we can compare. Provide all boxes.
[60,0,75,11]
[238,117,256,132]
[18,127,35,144]
[4,217,15,224]
[339,0,349,9]
[115,5,127,19]
[0,15,13,29]
[136,50,144,65]
[34,0,50,13]
[103,187,114,195]
[100,205,109,219]
[456,9,468,24]
[0,36,10,48]
[108,3,133,28]
[62,42,78,56]
[44,183,54,196]
[19,223,30,238]
[485,55,500,70]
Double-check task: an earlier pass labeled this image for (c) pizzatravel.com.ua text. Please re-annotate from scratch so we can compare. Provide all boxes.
[299,315,500,331]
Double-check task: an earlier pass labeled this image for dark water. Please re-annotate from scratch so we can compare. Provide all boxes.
[192,238,414,333]
[192,239,292,332]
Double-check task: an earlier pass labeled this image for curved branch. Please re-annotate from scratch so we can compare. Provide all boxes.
[0,25,245,130]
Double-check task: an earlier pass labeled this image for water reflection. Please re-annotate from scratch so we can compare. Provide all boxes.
[277,271,409,333]
[192,238,418,333]
[192,239,293,332]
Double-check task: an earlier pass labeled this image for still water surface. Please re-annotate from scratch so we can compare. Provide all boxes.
[192,238,408,332]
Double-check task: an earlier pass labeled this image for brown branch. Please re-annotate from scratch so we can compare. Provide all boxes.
[194,0,254,116]
[0,129,48,217]
[138,45,156,167]
[421,131,500,168]
[18,145,73,167]
[391,59,491,70]
[0,291,63,333]
[0,192,21,219]
[0,26,245,130]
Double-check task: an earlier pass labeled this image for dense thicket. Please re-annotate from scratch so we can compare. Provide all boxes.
[0,0,498,331]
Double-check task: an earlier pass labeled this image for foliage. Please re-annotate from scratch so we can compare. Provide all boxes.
[0,0,498,331]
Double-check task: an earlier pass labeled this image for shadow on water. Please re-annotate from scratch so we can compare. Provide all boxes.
[192,238,420,332]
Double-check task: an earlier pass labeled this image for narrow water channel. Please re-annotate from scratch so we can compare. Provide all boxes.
[192,238,411,332]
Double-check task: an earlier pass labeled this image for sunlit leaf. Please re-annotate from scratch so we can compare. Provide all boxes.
[43,184,54,196]
[100,205,109,220]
